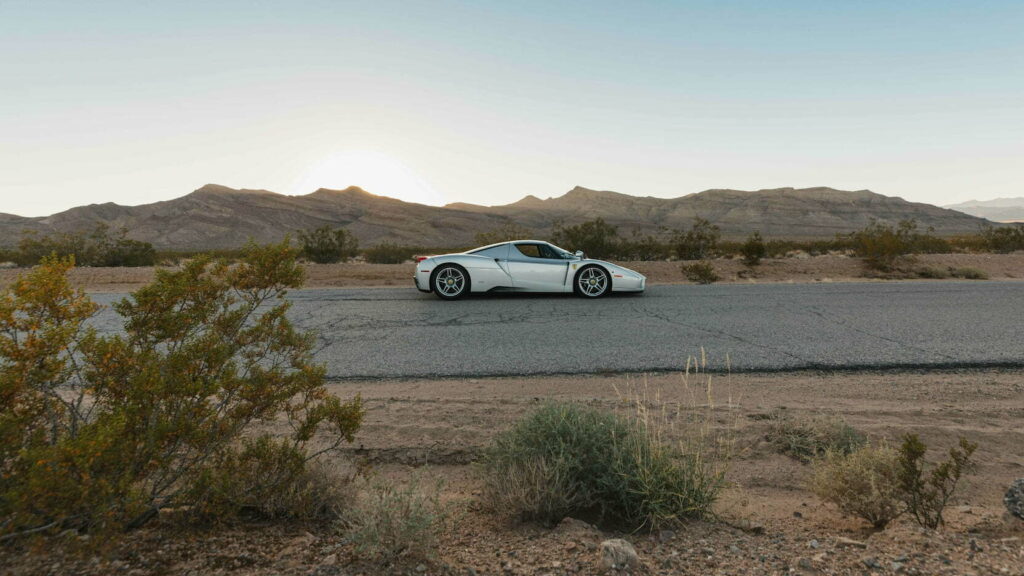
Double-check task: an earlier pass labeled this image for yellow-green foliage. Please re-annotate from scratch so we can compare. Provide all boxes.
[812,442,903,528]
[897,435,977,529]
[0,242,363,540]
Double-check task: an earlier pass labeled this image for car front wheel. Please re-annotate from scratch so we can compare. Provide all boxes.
[574,265,610,298]
[432,264,470,300]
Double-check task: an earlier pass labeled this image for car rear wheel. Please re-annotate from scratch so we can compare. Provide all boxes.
[574,265,610,298]
[432,264,470,300]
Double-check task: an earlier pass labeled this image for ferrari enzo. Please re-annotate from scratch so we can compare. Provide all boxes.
[413,240,646,300]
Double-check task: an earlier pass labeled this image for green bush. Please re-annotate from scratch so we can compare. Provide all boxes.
[850,219,950,272]
[298,226,359,263]
[812,442,903,528]
[363,242,416,264]
[190,436,353,522]
[740,231,767,266]
[350,474,447,564]
[897,435,977,529]
[980,223,1024,253]
[950,267,988,280]
[671,218,721,260]
[0,243,363,541]
[550,218,621,259]
[618,230,671,261]
[14,224,155,267]
[766,412,865,463]
[916,266,950,279]
[682,260,719,284]
[481,402,723,531]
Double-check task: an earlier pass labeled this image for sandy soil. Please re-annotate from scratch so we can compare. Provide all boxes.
[3,369,1022,575]
[3,253,1024,292]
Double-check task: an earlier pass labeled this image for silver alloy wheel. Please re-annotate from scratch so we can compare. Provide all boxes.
[576,266,609,297]
[434,266,467,298]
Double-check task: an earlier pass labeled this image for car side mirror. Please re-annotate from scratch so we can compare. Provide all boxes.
[574,250,585,259]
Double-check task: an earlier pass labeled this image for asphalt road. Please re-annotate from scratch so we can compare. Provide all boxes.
[88,281,1024,379]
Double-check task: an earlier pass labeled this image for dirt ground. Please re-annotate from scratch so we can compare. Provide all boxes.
[3,369,1022,575]
[3,253,1024,292]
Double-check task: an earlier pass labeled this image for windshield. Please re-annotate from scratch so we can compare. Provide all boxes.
[545,243,576,259]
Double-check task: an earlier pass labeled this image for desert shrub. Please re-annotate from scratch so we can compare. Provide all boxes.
[618,230,671,261]
[916,266,950,279]
[0,243,363,541]
[363,242,416,264]
[849,219,949,272]
[897,435,977,529]
[475,223,533,245]
[980,223,1024,253]
[766,412,865,463]
[682,260,719,284]
[15,225,155,267]
[950,267,988,280]
[349,474,447,564]
[189,436,352,522]
[298,226,359,263]
[671,218,721,260]
[550,218,621,259]
[741,231,767,266]
[812,442,903,528]
[481,402,723,531]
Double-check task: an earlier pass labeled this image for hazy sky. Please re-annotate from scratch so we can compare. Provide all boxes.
[1,0,1022,216]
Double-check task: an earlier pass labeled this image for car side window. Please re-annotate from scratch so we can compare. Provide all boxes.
[514,244,542,258]
[537,244,565,259]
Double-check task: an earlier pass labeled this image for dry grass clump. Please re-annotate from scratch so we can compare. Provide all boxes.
[812,442,903,528]
[766,412,865,463]
[348,474,448,564]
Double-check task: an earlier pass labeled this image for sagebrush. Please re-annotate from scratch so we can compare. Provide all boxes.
[481,400,725,531]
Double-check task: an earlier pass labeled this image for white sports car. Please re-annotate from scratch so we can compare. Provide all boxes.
[413,240,646,300]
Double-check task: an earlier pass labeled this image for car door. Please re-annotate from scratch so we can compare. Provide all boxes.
[507,242,571,291]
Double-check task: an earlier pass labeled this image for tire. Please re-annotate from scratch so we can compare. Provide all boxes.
[431,264,471,300]
[573,265,611,298]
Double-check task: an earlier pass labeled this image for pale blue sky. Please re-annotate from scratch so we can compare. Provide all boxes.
[1,0,1021,215]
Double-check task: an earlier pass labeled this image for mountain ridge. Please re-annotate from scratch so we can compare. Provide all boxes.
[0,185,996,250]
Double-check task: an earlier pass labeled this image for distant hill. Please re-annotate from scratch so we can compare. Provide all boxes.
[945,198,1024,222]
[0,184,995,250]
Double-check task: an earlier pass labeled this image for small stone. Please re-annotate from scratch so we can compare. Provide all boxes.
[657,530,675,543]
[809,539,820,549]
[729,545,741,555]
[793,511,803,518]
[797,557,813,570]
[599,539,640,573]
[836,536,868,549]
[416,564,427,573]
[892,561,906,573]
[862,556,882,570]
[322,554,338,566]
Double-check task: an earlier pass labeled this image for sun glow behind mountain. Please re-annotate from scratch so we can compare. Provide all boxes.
[290,151,445,206]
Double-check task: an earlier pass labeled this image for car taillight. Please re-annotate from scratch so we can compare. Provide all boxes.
[414,255,432,263]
